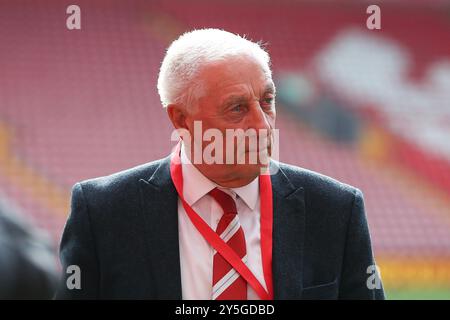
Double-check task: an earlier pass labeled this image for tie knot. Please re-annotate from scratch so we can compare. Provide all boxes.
[209,188,237,215]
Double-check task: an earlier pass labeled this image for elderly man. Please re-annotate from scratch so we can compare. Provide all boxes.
[56,29,384,300]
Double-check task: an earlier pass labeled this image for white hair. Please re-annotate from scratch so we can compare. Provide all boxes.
[157,28,272,109]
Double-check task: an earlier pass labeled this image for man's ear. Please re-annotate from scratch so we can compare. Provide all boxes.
[167,104,189,130]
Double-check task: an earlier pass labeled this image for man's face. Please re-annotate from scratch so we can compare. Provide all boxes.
[183,56,276,187]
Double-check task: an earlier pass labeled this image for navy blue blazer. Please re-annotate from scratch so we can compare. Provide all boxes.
[56,155,385,299]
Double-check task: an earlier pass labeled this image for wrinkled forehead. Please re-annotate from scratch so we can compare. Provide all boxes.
[196,55,273,95]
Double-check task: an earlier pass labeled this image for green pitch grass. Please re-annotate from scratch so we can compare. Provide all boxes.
[386,288,450,300]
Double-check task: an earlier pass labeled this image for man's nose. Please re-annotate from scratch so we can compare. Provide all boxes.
[246,102,270,131]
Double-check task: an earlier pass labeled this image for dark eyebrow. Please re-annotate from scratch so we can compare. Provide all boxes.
[221,95,248,107]
[264,83,276,94]
[221,83,276,107]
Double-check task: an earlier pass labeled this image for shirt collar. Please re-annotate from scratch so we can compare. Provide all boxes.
[230,178,259,211]
[180,142,259,210]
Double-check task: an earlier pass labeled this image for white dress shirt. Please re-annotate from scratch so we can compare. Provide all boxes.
[177,144,268,300]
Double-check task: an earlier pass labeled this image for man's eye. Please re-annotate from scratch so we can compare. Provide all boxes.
[263,97,274,104]
[231,105,243,112]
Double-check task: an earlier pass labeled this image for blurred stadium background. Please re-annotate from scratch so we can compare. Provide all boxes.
[0,0,449,299]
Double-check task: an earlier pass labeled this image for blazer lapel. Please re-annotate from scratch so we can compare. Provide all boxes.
[270,162,306,299]
[138,156,182,299]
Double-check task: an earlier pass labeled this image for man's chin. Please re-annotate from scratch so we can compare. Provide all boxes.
[201,162,270,187]
[231,162,270,177]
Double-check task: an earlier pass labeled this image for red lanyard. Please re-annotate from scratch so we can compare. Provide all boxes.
[170,142,274,300]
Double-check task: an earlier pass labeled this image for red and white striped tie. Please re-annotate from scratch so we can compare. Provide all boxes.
[209,187,247,300]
